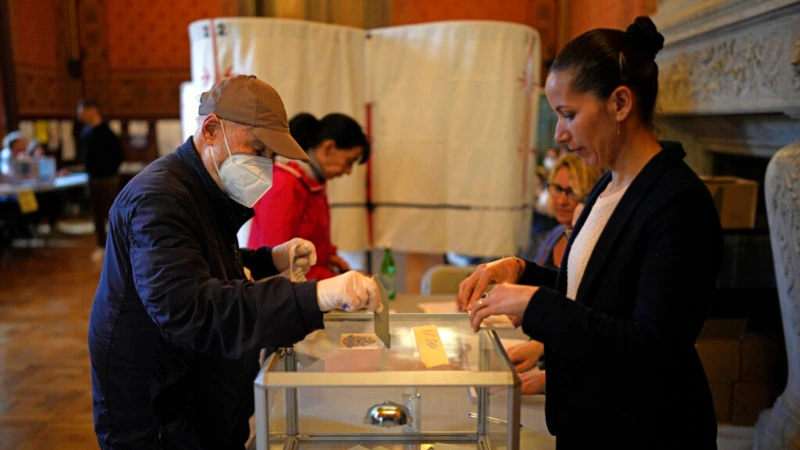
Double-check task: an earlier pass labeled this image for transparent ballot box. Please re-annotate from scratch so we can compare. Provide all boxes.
[254,313,521,450]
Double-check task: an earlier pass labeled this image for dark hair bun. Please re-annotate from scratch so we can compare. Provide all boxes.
[288,112,320,151]
[625,16,664,61]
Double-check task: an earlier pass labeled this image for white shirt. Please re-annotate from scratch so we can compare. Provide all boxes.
[567,184,628,301]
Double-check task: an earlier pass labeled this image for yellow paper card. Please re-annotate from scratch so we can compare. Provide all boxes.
[413,325,449,368]
[17,190,39,214]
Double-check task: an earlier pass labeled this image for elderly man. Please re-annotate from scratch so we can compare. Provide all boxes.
[89,75,381,449]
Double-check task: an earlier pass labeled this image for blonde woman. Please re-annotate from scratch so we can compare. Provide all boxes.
[534,154,603,268]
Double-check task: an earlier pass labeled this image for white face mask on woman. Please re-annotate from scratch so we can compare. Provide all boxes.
[209,121,274,208]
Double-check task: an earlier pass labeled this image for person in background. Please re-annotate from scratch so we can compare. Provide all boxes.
[77,98,124,262]
[1,131,29,161]
[460,17,721,448]
[248,112,370,280]
[89,75,381,449]
[534,153,603,269]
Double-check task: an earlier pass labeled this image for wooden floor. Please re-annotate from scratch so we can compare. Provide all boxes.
[0,232,101,449]
[0,228,758,450]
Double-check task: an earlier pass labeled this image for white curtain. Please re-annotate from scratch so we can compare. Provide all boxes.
[368,21,540,256]
[186,19,540,257]
[187,18,368,251]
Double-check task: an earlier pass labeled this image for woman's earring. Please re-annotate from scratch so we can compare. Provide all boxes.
[616,120,620,136]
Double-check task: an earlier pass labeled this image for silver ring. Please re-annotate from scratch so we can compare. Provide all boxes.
[476,299,485,309]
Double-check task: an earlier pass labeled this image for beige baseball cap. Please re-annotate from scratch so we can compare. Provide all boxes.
[198,75,309,161]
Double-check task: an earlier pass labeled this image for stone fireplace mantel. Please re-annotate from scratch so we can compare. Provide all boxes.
[653,0,800,173]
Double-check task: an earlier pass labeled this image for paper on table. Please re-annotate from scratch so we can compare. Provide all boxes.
[417,302,515,328]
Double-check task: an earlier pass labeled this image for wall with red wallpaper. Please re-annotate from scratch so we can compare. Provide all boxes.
[567,0,657,40]
[9,0,59,69]
[8,0,77,117]
[106,0,234,71]
[79,0,236,118]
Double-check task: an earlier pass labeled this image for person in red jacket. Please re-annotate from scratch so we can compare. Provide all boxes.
[248,112,369,280]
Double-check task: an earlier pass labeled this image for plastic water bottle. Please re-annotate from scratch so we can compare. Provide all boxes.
[380,245,396,300]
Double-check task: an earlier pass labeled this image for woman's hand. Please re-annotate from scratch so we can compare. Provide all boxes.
[469,283,537,332]
[519,367,546,395]
[506,340,544,373]
[456,257,525,311]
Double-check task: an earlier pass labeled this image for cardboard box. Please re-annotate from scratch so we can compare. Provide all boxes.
[708,382,733,423]
[740,330,785,383]
[696,319,747,382]
[701,176,758,229]
[731,382,778,426]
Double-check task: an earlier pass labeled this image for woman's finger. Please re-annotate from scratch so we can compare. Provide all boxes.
[467,272,493,311]
[457,270,480,310]
[470,300,497,331]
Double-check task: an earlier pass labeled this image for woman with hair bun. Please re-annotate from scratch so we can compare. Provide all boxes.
[458,17,721,447]
[248,112,370,280]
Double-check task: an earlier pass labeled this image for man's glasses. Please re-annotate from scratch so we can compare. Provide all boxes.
[548,184,580,202]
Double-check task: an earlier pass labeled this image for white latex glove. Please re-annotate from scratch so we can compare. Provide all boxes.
[272,238,317,277]
[317,271,382,313]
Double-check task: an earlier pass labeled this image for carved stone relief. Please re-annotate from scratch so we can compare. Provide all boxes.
[658,28,794,113]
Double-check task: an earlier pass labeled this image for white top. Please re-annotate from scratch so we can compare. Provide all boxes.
[567,184,628,301]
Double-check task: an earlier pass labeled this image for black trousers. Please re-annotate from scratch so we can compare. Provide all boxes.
[89,176,119,248]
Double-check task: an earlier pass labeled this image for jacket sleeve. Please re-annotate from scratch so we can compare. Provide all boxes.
[250,172,305,247]
[128,194,324,359]
[239,247,280,280]
[521,191,721,367]
[517,258,558,288]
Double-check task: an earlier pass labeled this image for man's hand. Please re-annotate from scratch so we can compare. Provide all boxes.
[272,238,317,276]
[317,271,382,313]
[520,367,546,395]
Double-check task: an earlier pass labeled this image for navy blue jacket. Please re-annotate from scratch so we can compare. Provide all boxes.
[89,138,324,449]
[519,142,722,449]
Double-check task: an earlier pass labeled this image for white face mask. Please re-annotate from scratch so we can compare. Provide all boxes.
[209,121,274,208]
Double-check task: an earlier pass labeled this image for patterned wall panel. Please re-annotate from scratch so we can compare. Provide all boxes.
[10,0,78,117]
[391,0,529,25]
[106,0,234,70]
[105,70,188,118]
[16,67,80,117]
[9,0,59,68]
[93,0,236,117]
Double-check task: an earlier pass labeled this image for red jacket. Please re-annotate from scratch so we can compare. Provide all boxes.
[249,161,337,280]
